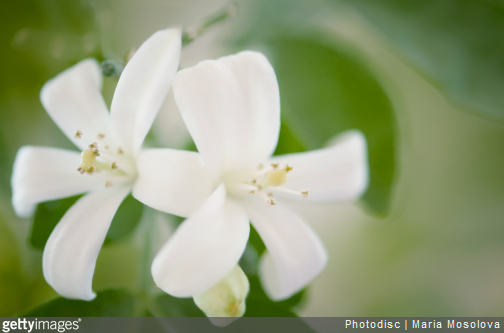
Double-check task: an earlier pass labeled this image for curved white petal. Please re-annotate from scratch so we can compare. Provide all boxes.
[43,186,130,300]
[151,185,249,297]
[110,28,181,155]
[11,146,104,218]
[40,59,110,150]
[243,197,327,300]
[173,60,249,174]
[218,51,280,163]
[132,148,215,218]
[270,130,368,202]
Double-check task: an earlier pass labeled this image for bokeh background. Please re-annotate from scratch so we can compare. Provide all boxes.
[1,0,503,319]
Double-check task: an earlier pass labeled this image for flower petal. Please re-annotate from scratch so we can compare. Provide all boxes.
[110,28,181,155]
[243,197,328,300]
[11,146,104,218]
[40,59,110,150]
[218,51,280,163]
[132,148,215,218]
[151,185,249,297]
[173,59,249,173]
[271,130,368,202]
[43,186,130,300]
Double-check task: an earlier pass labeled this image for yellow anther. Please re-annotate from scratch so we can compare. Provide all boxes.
[265,169,287,187]
[80,148,96,172]
[271,163,279,169]
[285,164,293,172]
[74,130,83,139]
[97,133,106,140]
[301,190,309,198]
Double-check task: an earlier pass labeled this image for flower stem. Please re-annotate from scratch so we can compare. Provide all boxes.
[182,1,237,46]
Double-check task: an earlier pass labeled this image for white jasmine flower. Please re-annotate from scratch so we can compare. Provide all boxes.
[133,51,368,300]
[11,28,181,300]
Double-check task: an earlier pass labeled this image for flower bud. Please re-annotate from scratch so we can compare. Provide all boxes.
[193,265,249,326]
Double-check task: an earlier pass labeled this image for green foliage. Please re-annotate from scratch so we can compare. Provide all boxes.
[30,194,143,250]
[152,294,205,317]
[269,37,396,215]
[243,298,298,317]
[246,276,307,315]
[21,289,136,317]
[345,0,504,120]
[105,194,144,244]
[240,232,309,315]
[30,195,82,250]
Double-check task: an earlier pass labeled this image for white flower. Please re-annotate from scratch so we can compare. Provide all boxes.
[11,28,181,300]
[133,51,368,300]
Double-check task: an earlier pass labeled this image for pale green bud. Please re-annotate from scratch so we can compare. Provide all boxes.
[193,265,249,326]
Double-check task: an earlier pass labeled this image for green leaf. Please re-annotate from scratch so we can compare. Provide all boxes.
[152,293,205,317]
[243,298,298,317]
[20,289,136,316]
[274,121,307,155]
[247,275,307,312]
[345,0,504,120]
[30,194,143,250]
[239,226,264,276]
[104,194,143,244]
[269,37,397,215]
[30,195,82,250]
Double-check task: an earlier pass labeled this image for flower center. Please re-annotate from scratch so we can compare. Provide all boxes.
[75,130,135,187]
[265,168,287,187]
[224,163,308,206]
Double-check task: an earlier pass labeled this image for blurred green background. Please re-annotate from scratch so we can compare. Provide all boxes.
[0,0,503,318]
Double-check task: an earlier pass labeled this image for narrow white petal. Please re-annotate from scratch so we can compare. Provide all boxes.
[151,185,249,297]
[218,51,280,163]
[11,146,104,218]
[243,197,328,300]
[43,186,130,300]
[173,60,251,173]
[40,59,110,150]
[110,28,181,155]
[271,131,368,202]
[132,148,215,218]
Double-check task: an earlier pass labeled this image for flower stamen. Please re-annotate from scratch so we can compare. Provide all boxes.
[241,163,309,206]
[76,138,131,178]
[79,148,97,174]
[265,168,287,187]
